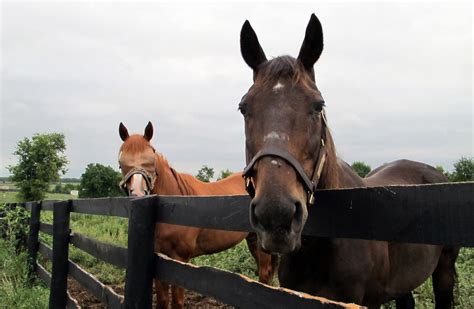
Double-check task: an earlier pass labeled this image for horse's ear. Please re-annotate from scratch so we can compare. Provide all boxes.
[240,20,267,72]
[119,122,129,141]
[297,14,324,73]
[144,121,153,141]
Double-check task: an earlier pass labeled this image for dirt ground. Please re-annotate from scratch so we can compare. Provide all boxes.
[67,277,234,308]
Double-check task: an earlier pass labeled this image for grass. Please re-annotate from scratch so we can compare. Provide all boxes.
[40,212,128,286]
[0,192,77,204]
[0,239,49,308]
[192,241,259,280]
[0,192,20,204]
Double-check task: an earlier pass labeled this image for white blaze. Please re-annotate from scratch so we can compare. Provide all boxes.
[263,131,290,142]
[273,82,284,91]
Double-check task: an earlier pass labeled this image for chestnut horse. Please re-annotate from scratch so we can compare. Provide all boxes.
[238,14,458,308]
[118,122,276,308]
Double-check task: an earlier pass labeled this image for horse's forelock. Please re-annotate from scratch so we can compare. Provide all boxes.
[120,134,151,155]
[255,56,313,88]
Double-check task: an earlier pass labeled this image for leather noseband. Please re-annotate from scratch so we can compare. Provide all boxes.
[119,167,156,195]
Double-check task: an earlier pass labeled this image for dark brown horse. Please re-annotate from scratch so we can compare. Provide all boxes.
[118,122,276,308]
[238,14,458,308]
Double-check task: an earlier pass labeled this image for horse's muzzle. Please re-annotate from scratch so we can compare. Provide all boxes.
[250,195,306,254]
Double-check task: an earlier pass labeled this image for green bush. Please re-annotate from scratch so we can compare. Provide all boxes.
[0,203,29,251]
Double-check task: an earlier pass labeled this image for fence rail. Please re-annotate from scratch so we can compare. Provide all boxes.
[151,182,474,246]
[68,259,124,307]
[3,181,473,308]
[154,252,358,308]
[69,233,128,269]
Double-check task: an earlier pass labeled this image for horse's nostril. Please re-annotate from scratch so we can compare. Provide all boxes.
[294,201,302,217]
[250,201,258,223]
[291,200,304,233]
[250,200,264,231]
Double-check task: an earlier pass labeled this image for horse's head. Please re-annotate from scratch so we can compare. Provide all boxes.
[240,14,329,253]
[118,122,157,197]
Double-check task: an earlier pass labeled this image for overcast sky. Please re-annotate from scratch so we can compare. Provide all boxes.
[1,1,472,178]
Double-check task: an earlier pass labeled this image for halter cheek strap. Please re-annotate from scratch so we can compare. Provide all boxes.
[119,167,156,194]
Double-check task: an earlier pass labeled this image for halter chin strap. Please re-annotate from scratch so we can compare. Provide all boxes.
[119,167,156,194]
[242,111,328,206]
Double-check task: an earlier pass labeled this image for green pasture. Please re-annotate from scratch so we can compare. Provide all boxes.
[0,191,78,204]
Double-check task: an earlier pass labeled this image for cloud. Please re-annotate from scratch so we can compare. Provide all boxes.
[1,2,471,177]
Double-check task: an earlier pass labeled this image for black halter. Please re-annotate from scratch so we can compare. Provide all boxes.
[242,111,328,206]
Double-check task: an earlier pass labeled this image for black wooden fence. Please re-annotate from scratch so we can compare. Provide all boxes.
[6,181,474,308]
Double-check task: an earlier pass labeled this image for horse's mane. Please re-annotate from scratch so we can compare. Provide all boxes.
[154,152,197,195]
[319,128,340,189]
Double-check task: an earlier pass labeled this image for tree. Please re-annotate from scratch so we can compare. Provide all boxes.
[449,156,473,182]
[217,169,233,181]
[53,183,63,193]
[435,165,450,179]
[79,163,124,198]
[351,161,372,178]
[63,183,78,193]
[8,133,68,201]
[196,165,214,182]
[435,165,446,174]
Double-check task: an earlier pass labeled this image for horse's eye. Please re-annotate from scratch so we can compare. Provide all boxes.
[312,101,325,113]
[238,102,248,116]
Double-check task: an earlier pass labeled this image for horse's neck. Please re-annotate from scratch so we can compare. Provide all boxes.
[317,133,364,189]
[153,154,195,195]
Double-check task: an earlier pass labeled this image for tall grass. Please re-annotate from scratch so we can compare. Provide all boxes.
[0,239,49,308]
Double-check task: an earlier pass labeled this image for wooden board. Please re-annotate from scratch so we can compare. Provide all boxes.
[42,200,57,211]
[49,200,71,308]
[71,197,132,217]
[154,253,362,309]
[37,263,51,286]
[38,242,53,260]
[68,259,124,308]
[39,222,54,236]
[150,182,473,246]
[27,202,41,277]
[124,197,156,308]
[69,233,127,268]
[306,182,474,246]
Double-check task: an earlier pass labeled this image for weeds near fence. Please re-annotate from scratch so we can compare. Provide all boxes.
[0,239,49,308]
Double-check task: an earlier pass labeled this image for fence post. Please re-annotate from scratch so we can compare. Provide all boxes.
[27,201,41,279]
[49,200,71,309]
[124,197,156,309]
